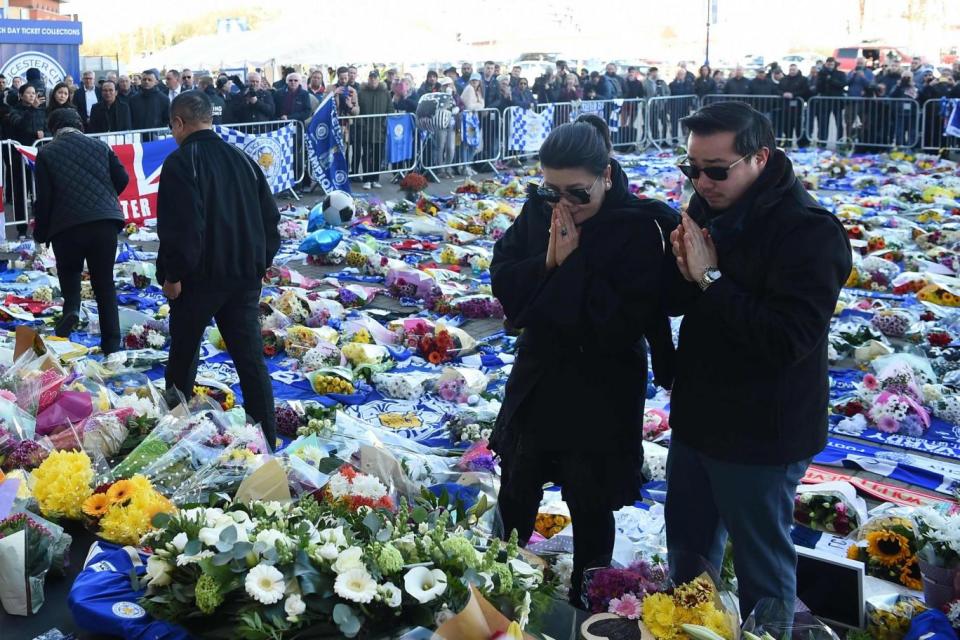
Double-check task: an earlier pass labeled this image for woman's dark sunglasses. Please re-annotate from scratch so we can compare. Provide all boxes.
[536,175,601,204]
[677,154,748,181]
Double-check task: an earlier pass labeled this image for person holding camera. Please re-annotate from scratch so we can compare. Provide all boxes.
[327,67,359,179]
[234,71,275,123]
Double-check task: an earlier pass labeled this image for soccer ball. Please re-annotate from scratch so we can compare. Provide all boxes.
[322,190,355,226]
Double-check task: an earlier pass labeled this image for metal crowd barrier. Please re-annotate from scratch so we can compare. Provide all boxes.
[1,140,34,236]
[806,96,920,149]
[702,94,808,148]
[920,99,960,152]
[610,98,646,151]
[644,95,700,149]
[338,112,417,183]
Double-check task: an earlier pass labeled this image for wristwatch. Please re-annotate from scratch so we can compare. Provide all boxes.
[698,267,722,291]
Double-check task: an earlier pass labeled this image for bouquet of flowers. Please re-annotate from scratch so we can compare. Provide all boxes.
[435,368,488,404]
[913,507,960,606]
[139,496,552,639]
[0,511,70,615]
[866,595,927,640]
[642,408,670,442]
[871,309,914,338]
[453,295,504,319]
[446,408,497,446]
[794,481,867,536]
[123,321,168,350]
[285,325,338,360]
[641,575,736,639]
[32,449,96,519]
[846,514,923,590]
[319,464,396,512]
[582,559,667,616]
[81,474,176,545]
[278,219,305,240]
[308,368,356,396]
[855,360,932,435]
[399,172,428,196]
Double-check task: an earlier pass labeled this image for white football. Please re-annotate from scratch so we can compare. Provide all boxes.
[322,190,355,226]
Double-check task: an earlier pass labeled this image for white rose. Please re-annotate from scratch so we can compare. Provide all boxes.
[378,582,402,608]
[145,555,172,587]
[317,543,341,561]
[256,529,290,549]
[332,546,365,574]
[170,532,189,552]
[284,593,306,622]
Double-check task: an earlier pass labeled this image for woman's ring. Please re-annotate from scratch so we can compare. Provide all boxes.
[560,227,568,237]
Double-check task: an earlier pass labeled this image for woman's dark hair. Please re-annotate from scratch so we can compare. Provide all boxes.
[699,65,711,77]
[18,83,34,97]
[47,107,83,133]
[48,82,70,106]
[538,114,611,175]
[680,102,775,157]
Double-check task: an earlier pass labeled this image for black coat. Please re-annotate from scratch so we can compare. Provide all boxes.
[749,76,781,96]
[88,100,132,133]
[693,77,717,97]
[724,76,751,95]
[33,130,128,244]
[816,67,848,97]
[129,87,170,129]
[490,159,680,509]
[233,89,276,123]
[156,129,281,290]
[779,73,810,99]
[670,150,852,465]
[71,86,101,125]
[7,103,46,145]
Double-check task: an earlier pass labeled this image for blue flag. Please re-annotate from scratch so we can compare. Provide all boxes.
[305,95,351,194]
[944,98,960,138]
[385,113,415,163]
[462,111,481,148]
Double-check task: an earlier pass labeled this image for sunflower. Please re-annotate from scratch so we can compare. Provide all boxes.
[866,530,911,567]
[82,493,111,518]
[847,544,864,561]
[899,557,923,591]
[106,479,136,505]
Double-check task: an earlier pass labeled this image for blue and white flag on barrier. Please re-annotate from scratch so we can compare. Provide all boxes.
[214,122,297,194]
[509,105,554,152]
[607,99,623,134]
[570,100,604,123]
[385,113,415,163]
[462,111,481,148]
[305,95,351,194]
[944,98,960,138]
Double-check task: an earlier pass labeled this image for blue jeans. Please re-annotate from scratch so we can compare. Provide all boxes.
[665,439,810,619]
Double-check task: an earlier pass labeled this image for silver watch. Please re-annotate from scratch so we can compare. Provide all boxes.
[698,267,722,291]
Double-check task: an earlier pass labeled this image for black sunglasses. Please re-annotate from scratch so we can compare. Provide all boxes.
[677,154,748,181]
[536,175,601,204]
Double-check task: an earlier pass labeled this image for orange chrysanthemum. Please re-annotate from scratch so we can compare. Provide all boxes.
[82,493,111,518]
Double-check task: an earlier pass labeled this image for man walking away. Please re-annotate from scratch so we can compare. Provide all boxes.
[667,102,851,621]
[156,92,281,448]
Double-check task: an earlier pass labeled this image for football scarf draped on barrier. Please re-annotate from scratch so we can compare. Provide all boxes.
[508,105,554,153]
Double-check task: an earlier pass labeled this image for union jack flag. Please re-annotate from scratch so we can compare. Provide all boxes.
[111,137,177,224]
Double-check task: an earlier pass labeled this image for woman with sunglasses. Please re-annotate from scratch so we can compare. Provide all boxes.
[490,114,684,607]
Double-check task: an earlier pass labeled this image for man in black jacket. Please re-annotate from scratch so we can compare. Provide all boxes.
[814,57,848,144]
[723,66,750,95]
[129,70,170,130]
[778,64,809,146]
[33,108,129,354]
[197,76,226,125]
[157,92,281,448]
[88,81,132,133]
[235,71,276,123]
[667,102,851,620]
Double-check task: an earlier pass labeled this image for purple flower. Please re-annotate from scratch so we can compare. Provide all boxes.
[900,414,925,437]
[3,439,48,471]
[275,405,302,438]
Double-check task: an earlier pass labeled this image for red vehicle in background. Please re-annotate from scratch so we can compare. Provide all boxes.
[832,44,912,71]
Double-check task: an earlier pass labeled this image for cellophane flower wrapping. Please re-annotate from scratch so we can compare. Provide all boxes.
[794,481,868,536]
[0,510,72,616]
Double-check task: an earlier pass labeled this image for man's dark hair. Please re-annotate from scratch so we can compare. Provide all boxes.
[648,66,659,73]
[167,69,181,79]
[336,66,349,75]
[681,102,775,157]
[538,114,611,176]
[0,74,6,80]
[100,80,116,90]
[484,60,495,66]
[171,90,213,124]
[197,76,214,90]
[142,70,157,80]
[627,66,637,72]
[427,70,437,78]
[48,107,83,133]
